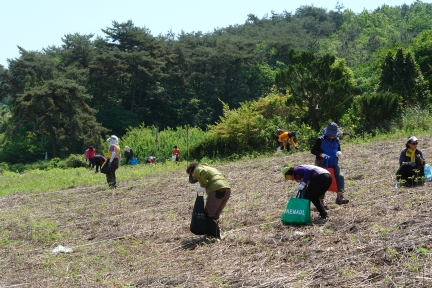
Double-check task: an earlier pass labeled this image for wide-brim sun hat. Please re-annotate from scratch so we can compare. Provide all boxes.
[322,122,343,137]
[124,146,130,151]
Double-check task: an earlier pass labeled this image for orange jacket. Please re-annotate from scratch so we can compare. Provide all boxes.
[278,132,296,147]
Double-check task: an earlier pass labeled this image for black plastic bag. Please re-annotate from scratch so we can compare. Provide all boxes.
[190,192,207,235]
[100,163,111,174]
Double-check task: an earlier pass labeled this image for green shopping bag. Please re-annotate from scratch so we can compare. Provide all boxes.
[281,192,311,225]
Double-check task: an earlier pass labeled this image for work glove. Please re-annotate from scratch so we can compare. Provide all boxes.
[197,186,206,193]
[321,153,330,159]
[294,182,306,191]
[408,162,416,166]
[108,162,112,168]
[336,151,342,158]
[415,154,423,165]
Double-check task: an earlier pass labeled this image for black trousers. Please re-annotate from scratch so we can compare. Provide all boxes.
[396,164,425,186]
[304,173,332,216]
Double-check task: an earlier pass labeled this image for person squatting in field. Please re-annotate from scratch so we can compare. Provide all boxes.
[276,129,298,151]
[282,165,332,220]
[186,162,231,240]
[396,136,426,187]
[124,146,134,164]
[311,122,349,206]
[146,156,156,164]
[102,135,121,188]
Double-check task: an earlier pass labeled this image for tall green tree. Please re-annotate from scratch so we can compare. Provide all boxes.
[13,78,107,157]
[5,49,107,158]
[61,33,95,69]
[378,48,430,105]
[412,30,432,92]
[275,49,359,131]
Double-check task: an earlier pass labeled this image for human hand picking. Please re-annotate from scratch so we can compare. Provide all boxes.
[321,153,330,159]
[294,182,306,191]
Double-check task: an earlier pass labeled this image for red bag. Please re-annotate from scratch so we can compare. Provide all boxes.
[321,158,338,192]
[326,167,338,192]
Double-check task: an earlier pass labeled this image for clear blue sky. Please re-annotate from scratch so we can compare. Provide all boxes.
[0,0,422,67]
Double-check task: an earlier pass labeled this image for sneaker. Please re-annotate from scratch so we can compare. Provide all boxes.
[315,214,329,224]
[336,196,349,205]
[319,212,328,219]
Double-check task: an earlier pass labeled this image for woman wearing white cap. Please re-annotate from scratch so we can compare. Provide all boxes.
[102,135,121,188]
[396,136,426,187]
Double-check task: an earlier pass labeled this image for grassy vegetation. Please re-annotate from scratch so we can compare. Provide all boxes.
[0,161,184,197]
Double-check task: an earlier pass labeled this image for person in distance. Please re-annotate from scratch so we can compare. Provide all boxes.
[276,129,299,152]
[102,135,121,189]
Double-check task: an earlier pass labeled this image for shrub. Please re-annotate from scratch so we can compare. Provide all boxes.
[64,154,86,169]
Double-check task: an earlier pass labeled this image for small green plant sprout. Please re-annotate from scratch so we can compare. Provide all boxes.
[298,268,312,279]
[373,224,396,250]
[260,214,273,231]
[416,245,431,255]
[386,248,398,257]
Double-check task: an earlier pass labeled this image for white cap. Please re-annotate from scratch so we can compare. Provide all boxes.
[107,135,119,144]
[406,136,418,144]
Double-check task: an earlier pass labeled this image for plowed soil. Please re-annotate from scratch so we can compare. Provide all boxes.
[1,136,432,287]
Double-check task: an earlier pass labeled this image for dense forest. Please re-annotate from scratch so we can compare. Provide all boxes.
[1,1,432,163]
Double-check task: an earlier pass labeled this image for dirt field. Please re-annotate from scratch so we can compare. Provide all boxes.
[1,136,432,287]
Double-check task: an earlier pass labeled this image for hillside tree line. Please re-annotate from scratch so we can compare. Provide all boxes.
[1,1,432,163]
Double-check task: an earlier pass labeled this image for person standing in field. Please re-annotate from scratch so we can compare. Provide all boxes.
[311,122,349,206]
[85,146,96,169]
[172,145,181,162]
[186,162,231,240]
[102,135,121,189]
[276,129,299,151]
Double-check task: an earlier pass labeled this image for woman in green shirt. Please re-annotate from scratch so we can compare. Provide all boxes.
[186,162,231,240]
